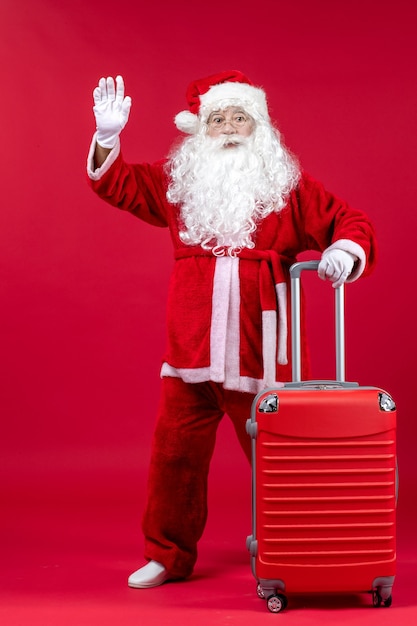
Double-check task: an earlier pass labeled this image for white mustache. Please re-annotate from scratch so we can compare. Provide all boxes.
[210,134,248,148]
[222,134,247,146]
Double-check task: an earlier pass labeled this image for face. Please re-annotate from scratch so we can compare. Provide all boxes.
[206,106,255,140]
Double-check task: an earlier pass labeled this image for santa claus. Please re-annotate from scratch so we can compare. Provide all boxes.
[87,70,377,588]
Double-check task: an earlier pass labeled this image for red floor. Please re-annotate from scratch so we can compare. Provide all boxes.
[2,440,416,626]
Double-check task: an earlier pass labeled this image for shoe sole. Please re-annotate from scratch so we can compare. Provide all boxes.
[128,574,170,589]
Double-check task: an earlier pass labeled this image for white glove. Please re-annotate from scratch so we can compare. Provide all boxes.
[93,75,132,149]
[318,249,356,288]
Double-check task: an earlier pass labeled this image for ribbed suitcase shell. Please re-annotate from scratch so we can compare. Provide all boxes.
[246,262,396,611]
[248,386,396,601]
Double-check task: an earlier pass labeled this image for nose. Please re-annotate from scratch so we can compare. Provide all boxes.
[221,121,237,134]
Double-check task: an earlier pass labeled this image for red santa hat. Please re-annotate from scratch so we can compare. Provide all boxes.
[174,70,270,134]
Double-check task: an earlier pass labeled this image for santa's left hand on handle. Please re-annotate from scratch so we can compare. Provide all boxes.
[318,249,356,288]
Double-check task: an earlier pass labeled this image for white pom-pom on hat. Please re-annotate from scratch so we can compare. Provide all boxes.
[174,110,200,134]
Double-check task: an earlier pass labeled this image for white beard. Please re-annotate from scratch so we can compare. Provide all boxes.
[166,125,300,256]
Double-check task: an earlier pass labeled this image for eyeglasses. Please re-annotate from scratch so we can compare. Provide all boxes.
[207,112,251,131]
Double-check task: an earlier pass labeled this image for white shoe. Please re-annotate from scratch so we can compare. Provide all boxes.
[128,560,170,589]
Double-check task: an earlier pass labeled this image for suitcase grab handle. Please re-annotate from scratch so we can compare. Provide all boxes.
[290,260,345,383]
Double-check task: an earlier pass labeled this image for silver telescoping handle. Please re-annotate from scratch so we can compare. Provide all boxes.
[290,261,346,383]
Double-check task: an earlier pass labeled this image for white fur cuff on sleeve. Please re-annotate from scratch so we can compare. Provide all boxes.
[86,132,121,181]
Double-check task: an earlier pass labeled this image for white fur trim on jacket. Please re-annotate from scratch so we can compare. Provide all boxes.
[160,255,288,392]
[87,132,121,181]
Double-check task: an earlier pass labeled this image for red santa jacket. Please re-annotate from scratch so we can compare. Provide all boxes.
[87,140,377,394]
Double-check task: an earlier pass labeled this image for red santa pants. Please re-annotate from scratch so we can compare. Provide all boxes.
[141,376,255,579]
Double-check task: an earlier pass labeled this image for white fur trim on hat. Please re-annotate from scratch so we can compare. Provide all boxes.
[200,82,269,120]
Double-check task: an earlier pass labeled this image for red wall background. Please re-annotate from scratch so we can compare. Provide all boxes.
[1,0,416,554]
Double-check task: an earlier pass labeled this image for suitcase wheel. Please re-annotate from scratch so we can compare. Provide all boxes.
[372,590,393,608]
[266,593,288,613]
[256,583,265,599]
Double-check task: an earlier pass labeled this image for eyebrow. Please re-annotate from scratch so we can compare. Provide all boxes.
[209,108,248,116]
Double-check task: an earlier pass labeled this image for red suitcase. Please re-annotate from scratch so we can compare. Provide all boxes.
[246,261,397,613]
